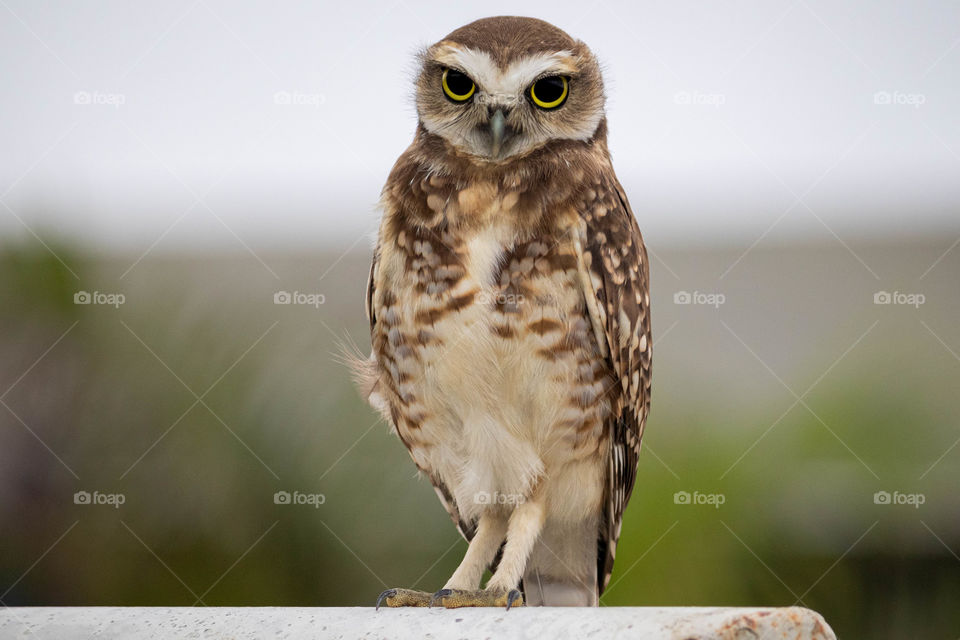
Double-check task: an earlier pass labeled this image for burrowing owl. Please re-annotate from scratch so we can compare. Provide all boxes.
[359,16,651,608]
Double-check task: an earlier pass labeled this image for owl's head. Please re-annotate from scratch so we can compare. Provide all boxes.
[414,17,605,163]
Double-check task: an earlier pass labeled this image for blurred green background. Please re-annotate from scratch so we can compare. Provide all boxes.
[1,234,957,639]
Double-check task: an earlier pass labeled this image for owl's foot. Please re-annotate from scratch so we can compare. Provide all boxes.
[376,588,433,609]
[429,587,524,609]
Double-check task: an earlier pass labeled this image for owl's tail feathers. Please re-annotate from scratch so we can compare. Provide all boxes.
[521,571,598,607]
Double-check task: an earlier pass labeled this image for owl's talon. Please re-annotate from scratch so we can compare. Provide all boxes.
[429,588,452,607]
[429,587,524,609]
[376,587,432,608]
[375,589,395,610]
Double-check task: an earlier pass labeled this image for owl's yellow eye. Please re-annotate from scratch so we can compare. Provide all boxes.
[530,76,569,109]
[442,68,475,102]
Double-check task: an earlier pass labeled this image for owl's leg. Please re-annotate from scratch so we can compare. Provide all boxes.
[486,497,546,593]
[377,512,507,609]
[442,512,508,590]
[433,498,545,609]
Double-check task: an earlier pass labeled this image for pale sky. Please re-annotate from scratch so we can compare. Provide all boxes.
[1,0,958,251]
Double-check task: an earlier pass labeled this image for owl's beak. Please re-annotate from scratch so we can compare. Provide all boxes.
[488,109,510,159]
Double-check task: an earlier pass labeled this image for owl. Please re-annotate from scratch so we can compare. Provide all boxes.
[359,16,651,608]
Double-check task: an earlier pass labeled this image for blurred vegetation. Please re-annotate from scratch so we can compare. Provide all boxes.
[0,237,958,639]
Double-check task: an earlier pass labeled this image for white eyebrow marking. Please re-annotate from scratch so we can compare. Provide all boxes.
[433,44,578,95]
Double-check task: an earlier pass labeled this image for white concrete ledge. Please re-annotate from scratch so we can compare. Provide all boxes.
[0,606,836,639]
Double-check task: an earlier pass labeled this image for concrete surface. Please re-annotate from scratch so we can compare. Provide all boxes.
[0,606,836,639]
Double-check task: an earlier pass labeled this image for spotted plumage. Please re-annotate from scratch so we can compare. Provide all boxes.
[359,16,651,608]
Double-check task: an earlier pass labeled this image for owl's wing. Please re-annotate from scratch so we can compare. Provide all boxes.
[365,242,479,544]
[364,244,378,331]
[573,174,652,596]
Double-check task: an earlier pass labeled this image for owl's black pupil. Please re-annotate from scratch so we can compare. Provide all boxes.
[534,77,565,103]
[446,70,473,96]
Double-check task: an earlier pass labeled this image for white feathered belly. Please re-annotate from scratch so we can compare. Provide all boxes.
[392,227,610,525]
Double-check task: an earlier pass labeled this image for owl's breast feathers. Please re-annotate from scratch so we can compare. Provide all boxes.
[365,123,651,594]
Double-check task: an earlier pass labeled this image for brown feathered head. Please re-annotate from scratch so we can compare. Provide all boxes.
[415,17,606,163]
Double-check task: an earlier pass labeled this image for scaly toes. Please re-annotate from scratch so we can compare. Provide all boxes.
[376,587,433,609]
[430,588,524,609]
